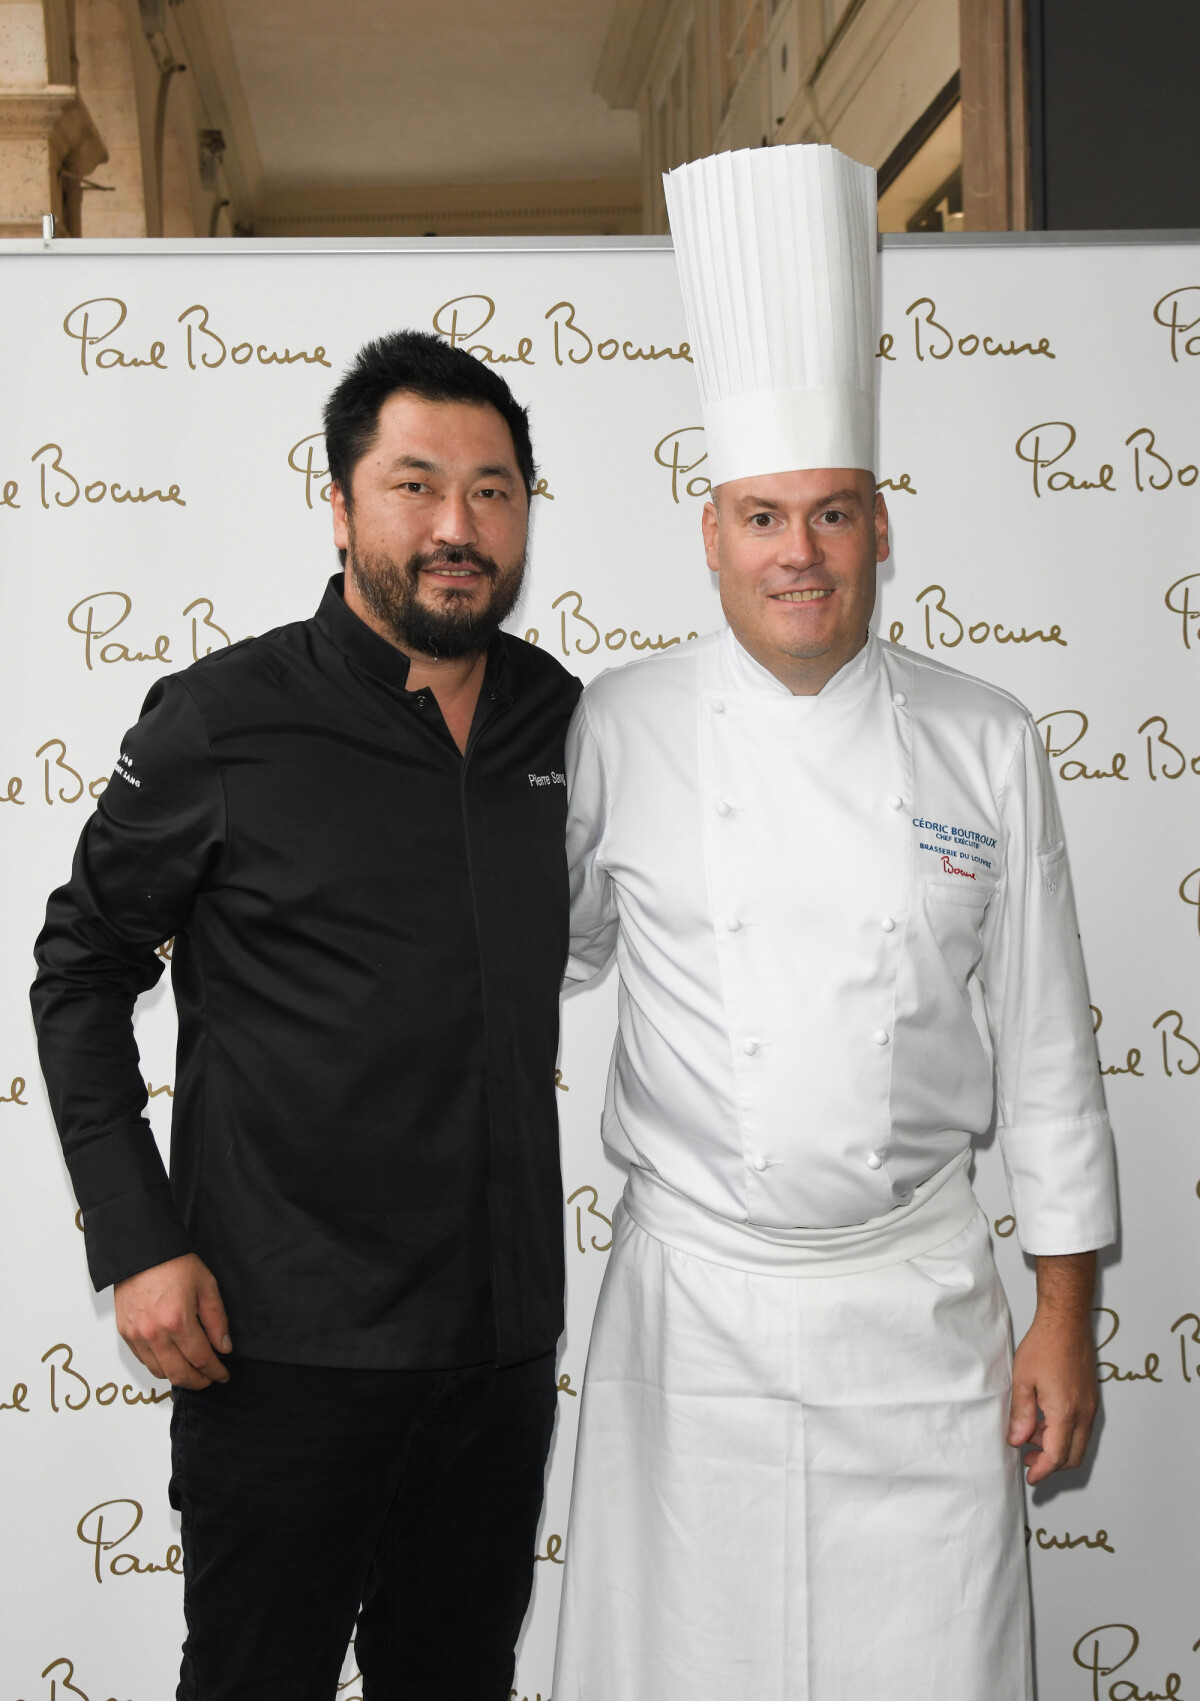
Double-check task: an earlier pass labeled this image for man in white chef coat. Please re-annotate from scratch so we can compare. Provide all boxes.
[552,146,1116,1701]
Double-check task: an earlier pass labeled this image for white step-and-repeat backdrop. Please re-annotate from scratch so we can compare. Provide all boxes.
[1,233,1196,1700]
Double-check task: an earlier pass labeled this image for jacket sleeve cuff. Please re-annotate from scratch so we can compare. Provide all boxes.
[999,1112,1119,1256]
[82,1184,194,1291]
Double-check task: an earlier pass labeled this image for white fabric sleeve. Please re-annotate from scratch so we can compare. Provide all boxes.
[980,716,1118,1256]
[564,697,619,984]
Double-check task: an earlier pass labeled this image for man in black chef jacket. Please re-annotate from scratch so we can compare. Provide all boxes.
[30,330,581,1701]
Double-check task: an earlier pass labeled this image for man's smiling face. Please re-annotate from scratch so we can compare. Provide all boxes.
[331,391,528,660]
[702,468,890,695]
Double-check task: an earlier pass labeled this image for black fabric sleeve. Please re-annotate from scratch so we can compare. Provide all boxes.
[30,678,226,1290]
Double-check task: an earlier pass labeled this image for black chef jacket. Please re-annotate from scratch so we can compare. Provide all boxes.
[31,576,582,1369]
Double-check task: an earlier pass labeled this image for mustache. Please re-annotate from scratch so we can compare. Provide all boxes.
[408,545,499,579]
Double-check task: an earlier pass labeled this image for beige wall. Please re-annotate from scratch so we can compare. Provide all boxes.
[3,0,967,241]
[1,1,642,239]
[75,0,144,235]
[1,2,50,87]
[602,0,960,231]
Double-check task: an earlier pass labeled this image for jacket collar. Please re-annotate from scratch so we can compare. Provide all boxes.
[720,624,879,701]
[313,573,513,701]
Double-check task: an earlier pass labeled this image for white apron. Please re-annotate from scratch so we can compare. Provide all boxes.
[553,1153,1032,1701]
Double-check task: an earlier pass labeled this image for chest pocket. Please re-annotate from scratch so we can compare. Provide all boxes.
[920,877,994,985]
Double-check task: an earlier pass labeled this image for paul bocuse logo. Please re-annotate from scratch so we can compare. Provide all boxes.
[59,297,331,376]
[1071,1622,1193,1698]
[65,590,240,672]
[1013,421,1199,497]
[651,424,917,507]
[1036,709,1200,785]
[75,1499,182,1584]
[430,294,692,370]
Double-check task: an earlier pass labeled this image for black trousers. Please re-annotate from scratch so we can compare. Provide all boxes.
[169,1351,558,1701]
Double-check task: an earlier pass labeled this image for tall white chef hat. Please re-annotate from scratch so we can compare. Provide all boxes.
[663,144,878,489]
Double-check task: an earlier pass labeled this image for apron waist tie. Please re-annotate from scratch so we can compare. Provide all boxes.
[622,1147,979,1277]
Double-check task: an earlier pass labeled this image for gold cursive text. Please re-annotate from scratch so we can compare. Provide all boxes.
[1093,1310,1162,1385]
[566,1185,613,1253]
[76,1498,183,1584]
[654,426,710,503]
[43,1342,170,1413]
[908,584,1066,651]
[904,297,1054,363]
[1072,1622,1185,1700]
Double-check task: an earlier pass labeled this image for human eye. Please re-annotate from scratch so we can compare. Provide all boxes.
[748,511,777,529]
[397,479,429,495]
[475,486,506,500]
[818,507,849,526]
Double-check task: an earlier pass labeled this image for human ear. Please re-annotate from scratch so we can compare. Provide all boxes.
[873,492,891,565]
[702,500,721,575]
[331,483,350,551]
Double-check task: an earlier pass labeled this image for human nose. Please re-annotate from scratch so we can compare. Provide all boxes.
[430,490,478,548]
[775,521,823,570]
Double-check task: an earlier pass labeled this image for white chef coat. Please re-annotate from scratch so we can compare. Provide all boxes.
[565,626,1116,1255]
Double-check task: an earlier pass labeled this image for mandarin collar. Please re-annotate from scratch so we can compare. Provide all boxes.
[313,574,513,700]
[720,625,879,700]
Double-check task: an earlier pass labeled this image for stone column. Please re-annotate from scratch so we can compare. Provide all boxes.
[960,0,1029,230]
[0,1,106,236]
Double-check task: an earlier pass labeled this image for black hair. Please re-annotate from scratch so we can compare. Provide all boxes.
[322,329,536,516]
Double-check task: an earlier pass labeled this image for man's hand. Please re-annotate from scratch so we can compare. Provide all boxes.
[1007,1251,1098,1485]
[114,1253,232,1390]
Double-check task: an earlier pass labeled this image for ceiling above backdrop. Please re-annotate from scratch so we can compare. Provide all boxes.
[225,0,638,189]
[144,0,643,235]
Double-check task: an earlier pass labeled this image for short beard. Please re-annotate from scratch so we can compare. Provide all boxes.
[347,535,525,661]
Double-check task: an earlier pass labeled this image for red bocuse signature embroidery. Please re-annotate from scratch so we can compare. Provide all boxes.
[941,854,977,880]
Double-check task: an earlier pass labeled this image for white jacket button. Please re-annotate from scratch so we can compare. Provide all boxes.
[871,1029,890,1046]
[886,793,903,810]
[866,1152,883,1170]
[892,691,908,708]
[715,799,732,817]
[711,698,726,714]
[752,1155,768,1172]
[880,916,896,933]
[743,1039,760,1055]
[726,916,743,933]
